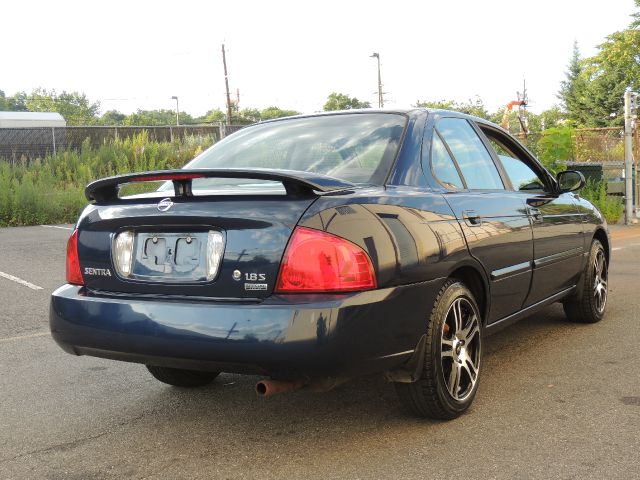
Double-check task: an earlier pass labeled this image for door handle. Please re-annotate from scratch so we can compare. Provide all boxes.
[462,210,482,227]
[527,206,543,223]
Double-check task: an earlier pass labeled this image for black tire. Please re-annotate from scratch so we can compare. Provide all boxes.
[395,279,483,420]
[146,365,220,388]
[563,239,608,323]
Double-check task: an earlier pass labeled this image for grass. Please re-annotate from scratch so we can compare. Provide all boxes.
[580,179,624,224]
[0,131,626,227]
[0,132,213,227]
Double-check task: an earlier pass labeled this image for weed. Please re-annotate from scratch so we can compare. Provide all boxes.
[0,132,214,226]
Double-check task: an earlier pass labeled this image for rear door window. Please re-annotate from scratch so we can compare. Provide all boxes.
[431,132,464,189]
[436,118,504,190]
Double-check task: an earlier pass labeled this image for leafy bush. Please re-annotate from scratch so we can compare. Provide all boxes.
[0,132,213,226]
[580,179,624,224]
[536,126,575,174]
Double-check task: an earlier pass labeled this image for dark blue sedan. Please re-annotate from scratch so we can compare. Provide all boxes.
[50,109,610,419]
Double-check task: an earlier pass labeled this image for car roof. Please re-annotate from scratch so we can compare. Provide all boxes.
[257,108,503,131]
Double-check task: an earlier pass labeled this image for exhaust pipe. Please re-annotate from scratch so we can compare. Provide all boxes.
[255,379,304,397]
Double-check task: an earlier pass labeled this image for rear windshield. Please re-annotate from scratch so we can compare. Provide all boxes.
[183,113,406,189]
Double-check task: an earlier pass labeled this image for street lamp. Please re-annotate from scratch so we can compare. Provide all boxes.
[171,96,180,126]
[370,53,383,108]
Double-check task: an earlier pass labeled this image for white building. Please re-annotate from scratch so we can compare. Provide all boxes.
[0,111,66,128]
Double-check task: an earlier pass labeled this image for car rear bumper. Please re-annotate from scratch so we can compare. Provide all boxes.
[50,280,443,379]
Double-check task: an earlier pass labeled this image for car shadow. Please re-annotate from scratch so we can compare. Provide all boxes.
[133,303,581,437]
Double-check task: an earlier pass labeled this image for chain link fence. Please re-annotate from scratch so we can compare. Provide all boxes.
[2,121,636,167]
[513,132,543,157]
[573,127,626,162]
[0,124,249,163]
[514,127,639,164]
[571,127,639,208]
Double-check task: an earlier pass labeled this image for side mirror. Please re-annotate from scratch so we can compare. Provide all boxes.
[557,170,585,193]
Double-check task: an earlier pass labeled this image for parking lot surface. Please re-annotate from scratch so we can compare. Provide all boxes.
[1,224,639,479]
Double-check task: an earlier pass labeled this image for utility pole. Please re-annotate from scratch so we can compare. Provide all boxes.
[171,96,179,126]
[370,53,383,108]
[222,44,233,125]
[624,88,635,224]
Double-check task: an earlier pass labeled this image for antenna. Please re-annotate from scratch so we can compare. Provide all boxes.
[516,79,529,138]
[500,79,529,138]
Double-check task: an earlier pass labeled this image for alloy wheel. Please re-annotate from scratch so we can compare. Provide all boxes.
[441,297,481,401]
[593,249,608,314]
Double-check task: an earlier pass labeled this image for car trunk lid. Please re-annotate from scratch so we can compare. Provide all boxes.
[76,169,355,299]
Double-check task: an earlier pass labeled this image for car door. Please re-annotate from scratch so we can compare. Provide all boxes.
[429,117,534,324]
[477,125,585,306]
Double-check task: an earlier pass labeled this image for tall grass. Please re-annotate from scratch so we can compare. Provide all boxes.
[0,132,213,226]
[580,179,624,224]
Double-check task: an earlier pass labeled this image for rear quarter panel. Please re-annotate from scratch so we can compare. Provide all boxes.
[298,187,470,287]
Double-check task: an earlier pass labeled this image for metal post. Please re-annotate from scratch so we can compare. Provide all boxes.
[624,88,635,224]
[634,106,639,216]
[51,127,56,156]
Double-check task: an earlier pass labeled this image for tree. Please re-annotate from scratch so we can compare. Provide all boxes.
[415,97,490,120]
[557,2,640,128]
[630,0,640,29]
[495,106,567,134]
[537,106,566,130]
[558,41,590,125]
[98,110,126,125]
[25,88,100,125]
[194,106,300,124]
[235,108,261,125]
[260,106,299,120]
[580,29,640,127]
[323,92,371,111]
[0,90,28,111]
[194,109,226,124]
[122,109,193,126]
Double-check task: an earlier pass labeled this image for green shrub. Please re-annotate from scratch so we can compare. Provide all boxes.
[536,126,575,174]
[580,179,624,224]
[0,133,214,227]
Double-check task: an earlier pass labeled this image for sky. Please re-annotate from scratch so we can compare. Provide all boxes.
[1,0,636,117]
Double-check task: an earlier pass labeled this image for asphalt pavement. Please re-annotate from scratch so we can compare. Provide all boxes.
[1,224,639,480]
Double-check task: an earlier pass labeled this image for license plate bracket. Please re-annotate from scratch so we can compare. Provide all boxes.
[129,231,214,283]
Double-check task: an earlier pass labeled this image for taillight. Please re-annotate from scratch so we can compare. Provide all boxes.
[66,229,84,286]
[275,227,377,293]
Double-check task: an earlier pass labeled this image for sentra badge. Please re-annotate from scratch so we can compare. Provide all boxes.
[84,267,112,277]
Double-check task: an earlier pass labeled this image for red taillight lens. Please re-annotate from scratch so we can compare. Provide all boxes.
[66,229,84,286]
[275,227,377,293]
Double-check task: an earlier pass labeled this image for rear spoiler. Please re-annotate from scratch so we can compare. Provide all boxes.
[85,168,356,202]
